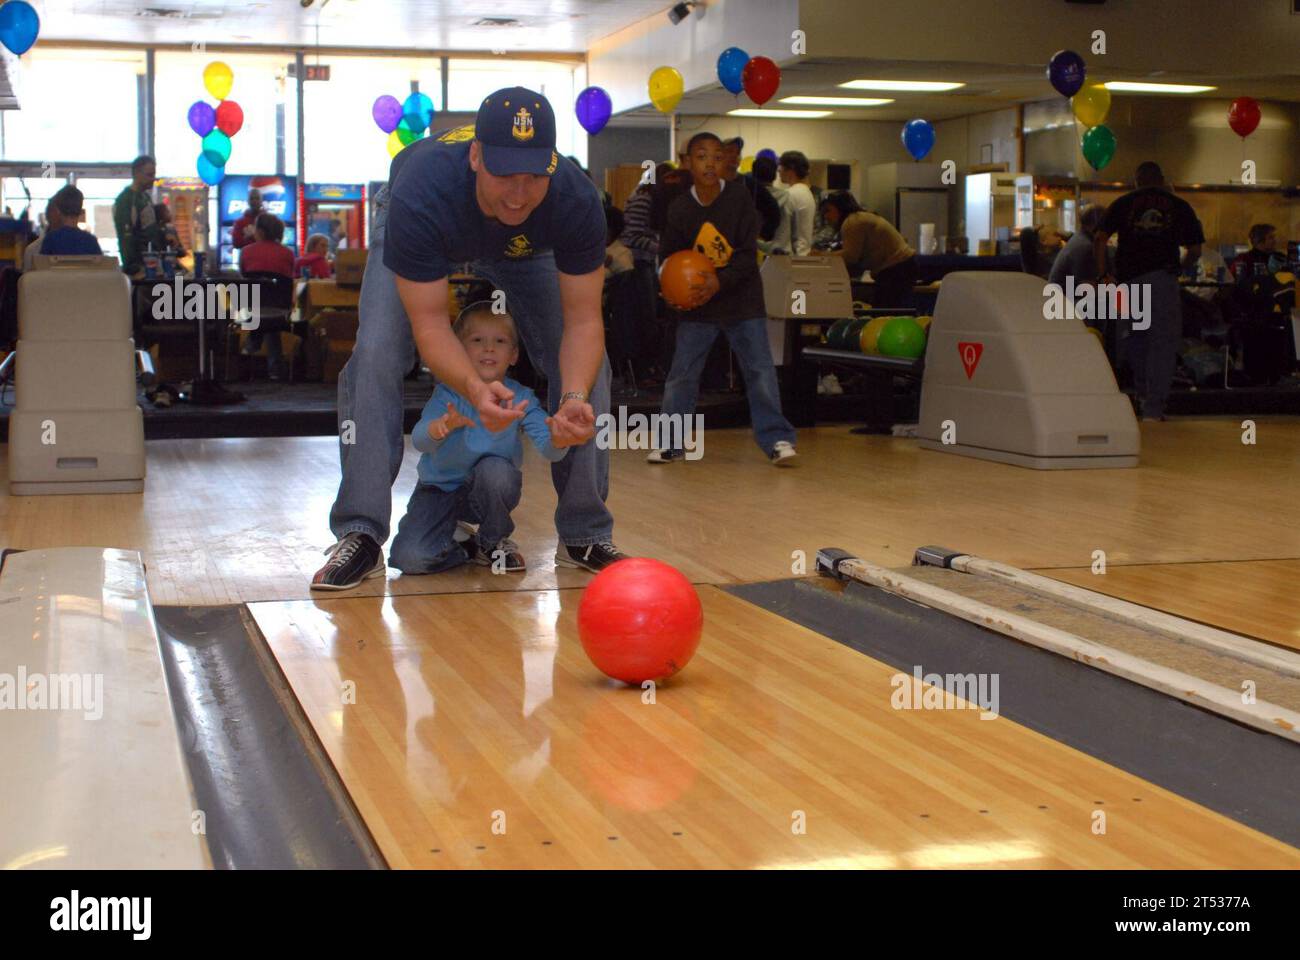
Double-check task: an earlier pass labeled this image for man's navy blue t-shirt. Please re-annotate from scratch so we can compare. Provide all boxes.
[383,124,606,283]
[40,226,102,256]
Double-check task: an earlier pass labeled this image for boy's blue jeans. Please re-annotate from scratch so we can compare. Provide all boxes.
[389,455,521,574]
[329,185,613,547]
[660,317,796,455]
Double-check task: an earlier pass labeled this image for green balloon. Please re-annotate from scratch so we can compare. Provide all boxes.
[396,118,426,146]
[201,130,232,166]
[1081,124,1116,172]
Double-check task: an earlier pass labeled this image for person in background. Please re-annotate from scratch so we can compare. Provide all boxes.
[721,137,744,186]
[1049,204,1109,292]
[239,212,295,379]
[239,212,295,277]
[753,156,790,255]
[1094,160,1204,422]
[22,199,57,271]
[1229,222,1295,381]
[649,131,798,466]
[155,202,185,256]
[818,192,917,308]
[776,150,816,256]
[567,156,612,209]
[40,186,102,257]
[295,233,334,279]
[619,163,672,382]
[232,188,263,250]
[1230,223,1283,283]
[113,154,162,276]
[603,206,634,279]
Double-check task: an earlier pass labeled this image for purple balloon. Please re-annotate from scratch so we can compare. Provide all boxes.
[575,86,612,136]
[188,101,216,137]
[1047,49,1086,98]
[372,95,403,134]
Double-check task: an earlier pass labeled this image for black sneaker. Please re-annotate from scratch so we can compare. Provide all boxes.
[646,449,684,464]
[555,541,628,573]
[311,533,385,591]
[473,537,526,573]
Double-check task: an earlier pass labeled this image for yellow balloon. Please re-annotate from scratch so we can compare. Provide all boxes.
[203,61,234,101]
[648,66,684,113]
[386,129,405,158]
[1071,84,1111,128]
[739,155,754,174]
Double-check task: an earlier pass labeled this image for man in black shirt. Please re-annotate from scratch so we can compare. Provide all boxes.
[1095,161,1204,421]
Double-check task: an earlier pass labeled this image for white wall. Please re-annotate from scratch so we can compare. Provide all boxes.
[587,0,800,114]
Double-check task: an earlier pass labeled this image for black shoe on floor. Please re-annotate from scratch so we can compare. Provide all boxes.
[473,537,526,573]
[311,532,385,590]
[555,541,628,573]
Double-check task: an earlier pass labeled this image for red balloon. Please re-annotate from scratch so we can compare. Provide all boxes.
[1228,97,1260,139]
[741,56,781,106]
[215,99,244,137]
[578,558,703,684]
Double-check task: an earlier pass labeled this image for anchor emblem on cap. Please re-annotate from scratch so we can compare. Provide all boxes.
[512,107,534,141]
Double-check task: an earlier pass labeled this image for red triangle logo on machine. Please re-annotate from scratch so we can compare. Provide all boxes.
[957,341,983,379]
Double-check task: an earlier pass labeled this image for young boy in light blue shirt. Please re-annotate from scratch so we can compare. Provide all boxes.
[390,301,568,574]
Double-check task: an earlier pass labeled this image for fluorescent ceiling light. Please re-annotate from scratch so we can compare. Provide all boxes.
[728,108,831,118]
[1103,81,1216,94]
[780,96,894,107]
[839,80,964,92]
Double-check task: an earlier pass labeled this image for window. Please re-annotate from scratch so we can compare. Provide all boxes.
[447,59,584,165]
[1,48,144,162]
[302,55,441,184]
[155,51,298,178]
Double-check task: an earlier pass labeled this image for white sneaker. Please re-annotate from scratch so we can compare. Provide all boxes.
[453,520,478,543]
[819,373,844,395]
[770,441,798,466]
[647,448,684,464]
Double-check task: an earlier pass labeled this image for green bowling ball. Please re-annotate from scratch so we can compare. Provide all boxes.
[876,316,927,358]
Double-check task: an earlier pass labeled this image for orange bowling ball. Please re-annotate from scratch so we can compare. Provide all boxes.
[659,250,717,309]
[578,558,703,684]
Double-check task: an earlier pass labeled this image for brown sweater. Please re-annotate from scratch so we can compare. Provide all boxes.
[834,211,915,277]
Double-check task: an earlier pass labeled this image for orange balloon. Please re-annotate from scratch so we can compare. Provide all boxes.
[659,250,717,309]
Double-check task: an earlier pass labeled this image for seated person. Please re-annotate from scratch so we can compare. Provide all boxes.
[389,301,570,576]
[1230,223,1285,285]
[294,234,334,279]
[1049,204,1110,291]
[155,202,185,255]
[818,191,917,308]
[38,186,102,257]
[238,212,295,277]
[1020,225,1065,278]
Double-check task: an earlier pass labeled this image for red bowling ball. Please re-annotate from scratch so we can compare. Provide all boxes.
[578,558,703,684]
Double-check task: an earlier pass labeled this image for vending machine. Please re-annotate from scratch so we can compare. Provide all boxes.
[299,183,366,253]
[217,174,298,269]
[155,177,210,270]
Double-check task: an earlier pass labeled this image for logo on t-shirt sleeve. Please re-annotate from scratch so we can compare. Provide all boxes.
[693,222,732,269]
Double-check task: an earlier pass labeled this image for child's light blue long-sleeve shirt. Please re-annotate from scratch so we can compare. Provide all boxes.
[412,378,567,491]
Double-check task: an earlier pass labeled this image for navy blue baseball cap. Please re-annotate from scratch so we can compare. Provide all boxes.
[476,87,560,177]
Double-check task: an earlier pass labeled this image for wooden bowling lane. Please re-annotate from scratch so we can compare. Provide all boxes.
[1040,559,1300,653]
[248,586,1300,869]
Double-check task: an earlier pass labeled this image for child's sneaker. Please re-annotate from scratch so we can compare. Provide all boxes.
[556,542,628,573]
[770,441,798,466]
[474,537,526,572]
[453,520,478,543]
[646,448,684,464]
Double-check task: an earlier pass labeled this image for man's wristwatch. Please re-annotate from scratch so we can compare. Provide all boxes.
[559,391,588,406]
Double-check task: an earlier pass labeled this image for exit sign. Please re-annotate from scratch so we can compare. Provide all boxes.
[305,64,331,81]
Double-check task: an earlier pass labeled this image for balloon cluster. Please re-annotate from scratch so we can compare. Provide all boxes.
[372,92,436,158]
[187,63,244,186]
[716,48,781,106]
[0,1,39,56]
[1048,49,1115,172]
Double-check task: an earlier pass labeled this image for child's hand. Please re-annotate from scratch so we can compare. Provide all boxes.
[686,271,720,307]
[444,402,474,432]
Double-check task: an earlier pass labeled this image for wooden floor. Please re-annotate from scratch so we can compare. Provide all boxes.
[4,418,1300,867]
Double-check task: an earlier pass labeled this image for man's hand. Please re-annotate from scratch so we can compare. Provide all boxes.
[546,396,596,449]
[468,379,528,433]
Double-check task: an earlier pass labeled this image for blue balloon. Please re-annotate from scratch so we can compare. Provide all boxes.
[901,119,935,161]
[188,101,216,137]
[1047,49,1086,98]
[717,46,749,95]
[575,86,612,136]
[0,1,39,57]
[196,153,225,186]
[401,91,435,134]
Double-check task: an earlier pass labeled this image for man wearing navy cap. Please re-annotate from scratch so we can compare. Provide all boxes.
[315,87,624,589]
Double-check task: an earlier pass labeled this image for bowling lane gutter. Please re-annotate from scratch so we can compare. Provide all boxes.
[724,576,1300,851]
